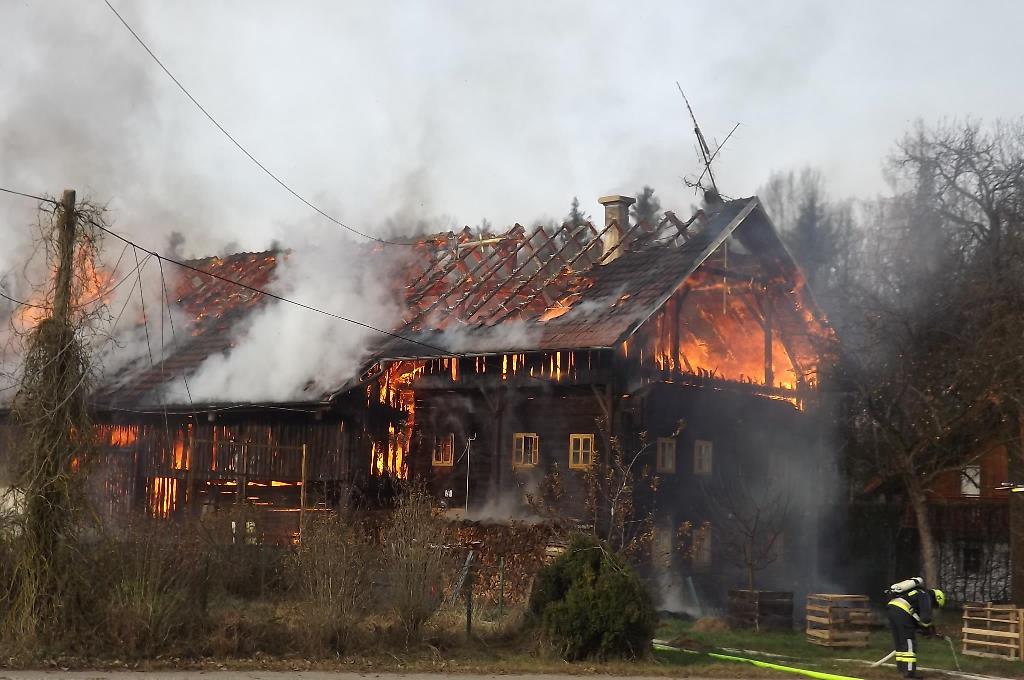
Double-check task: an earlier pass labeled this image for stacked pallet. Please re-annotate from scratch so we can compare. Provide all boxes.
[962,603,1023,661]
[806,594,873,648]
[728,590,794,631]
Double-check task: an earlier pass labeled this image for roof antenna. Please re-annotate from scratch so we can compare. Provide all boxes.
[676,83,740,205]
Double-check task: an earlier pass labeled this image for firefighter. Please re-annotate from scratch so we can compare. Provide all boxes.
[886,578,946,678]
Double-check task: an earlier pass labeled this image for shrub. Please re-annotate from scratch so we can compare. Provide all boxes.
[99,520,208,658]
[201,506,288,600]
[286,511,376,653]
[529,534,655,660]
[380,485,454,640]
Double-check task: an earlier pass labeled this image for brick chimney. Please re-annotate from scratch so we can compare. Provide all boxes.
[598,195,635,262]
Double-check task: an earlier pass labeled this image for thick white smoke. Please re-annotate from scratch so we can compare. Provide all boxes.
[163,234,402,404]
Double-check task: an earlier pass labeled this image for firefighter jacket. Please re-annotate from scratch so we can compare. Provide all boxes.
[887,587,934,629]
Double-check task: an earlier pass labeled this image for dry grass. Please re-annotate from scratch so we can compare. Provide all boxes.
[380,485,458,641]
[97,520,208,658]
[692,616,730,633]
[285,511,376,653]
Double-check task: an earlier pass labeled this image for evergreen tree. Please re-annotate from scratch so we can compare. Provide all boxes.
[630,186,661,226]
[566,196,589,229]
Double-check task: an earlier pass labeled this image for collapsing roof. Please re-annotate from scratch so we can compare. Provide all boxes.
[96,195,831,408]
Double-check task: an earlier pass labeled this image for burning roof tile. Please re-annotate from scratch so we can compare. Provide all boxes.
[96,196,827,408]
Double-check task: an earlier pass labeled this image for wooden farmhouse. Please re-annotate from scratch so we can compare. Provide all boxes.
[2,194,837,601]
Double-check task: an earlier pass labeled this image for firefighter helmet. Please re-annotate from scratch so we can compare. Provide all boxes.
[932,589,946,608]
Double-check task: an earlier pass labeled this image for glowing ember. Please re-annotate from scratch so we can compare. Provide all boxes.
[108,425,138,447]
[148,476,178,518]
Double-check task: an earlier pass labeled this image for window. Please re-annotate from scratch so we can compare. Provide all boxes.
[569,434,595,469]
[961,465,981,497]
[513,433,539,467]
[656,438,677,473]
[694,440,713,475]
[432,433,455,467]
[692,523,712,567]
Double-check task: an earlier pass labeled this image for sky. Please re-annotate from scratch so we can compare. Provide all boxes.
[2,0,1023,262]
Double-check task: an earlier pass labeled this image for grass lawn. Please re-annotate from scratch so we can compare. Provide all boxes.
[657,617,1023,679]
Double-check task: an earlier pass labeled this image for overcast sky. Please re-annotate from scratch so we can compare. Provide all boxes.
[3,0,1023,261]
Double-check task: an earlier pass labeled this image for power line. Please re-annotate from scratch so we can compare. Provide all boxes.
[0,187,57,205]
[2,182,449,354]
[0,290,46,309]
[101,0,413,247]
[88,219,450,354]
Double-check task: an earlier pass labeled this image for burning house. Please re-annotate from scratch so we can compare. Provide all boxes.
[2,192,836,601]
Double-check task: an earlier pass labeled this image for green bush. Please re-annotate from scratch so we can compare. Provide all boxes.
[528,534,655,660]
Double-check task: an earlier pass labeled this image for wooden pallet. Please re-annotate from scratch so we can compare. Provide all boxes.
[962,603,1023,661]
[806,594,873,648]
[728,590,793,632]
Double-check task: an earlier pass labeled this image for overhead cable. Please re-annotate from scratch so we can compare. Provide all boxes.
[101,0,413,247]
[89,220,449,354]
[2,182,448,355]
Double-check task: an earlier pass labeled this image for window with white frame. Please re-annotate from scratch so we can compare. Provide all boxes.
[694,440,713,475]
[656,437,677,473]
[569,434,595,469]
[513,433,539,467]
[431,433,454,467]
[692,523,712,567]
[961,464,981,497]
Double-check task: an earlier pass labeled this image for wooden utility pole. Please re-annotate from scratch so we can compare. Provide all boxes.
[52,189,77,323]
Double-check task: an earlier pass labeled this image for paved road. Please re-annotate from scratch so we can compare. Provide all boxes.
[0,674,709,680]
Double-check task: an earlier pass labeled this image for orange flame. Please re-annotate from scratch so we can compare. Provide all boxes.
[15,257,115,328]
[370,361,422,478]
[628,267,823,400]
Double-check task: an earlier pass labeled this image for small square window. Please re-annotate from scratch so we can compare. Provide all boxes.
[513,433,539,467]
[961,465,981,497]
[569,434,595,469]
[656,437,676,473]
[432,433,454,467]
[694,440,713,476]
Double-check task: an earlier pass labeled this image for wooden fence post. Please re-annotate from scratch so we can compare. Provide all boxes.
[465,552,476,637]
[299,443,308,542]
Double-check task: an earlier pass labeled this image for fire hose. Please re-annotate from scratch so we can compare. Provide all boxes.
[653,642,864,680]
[869,634,961,672]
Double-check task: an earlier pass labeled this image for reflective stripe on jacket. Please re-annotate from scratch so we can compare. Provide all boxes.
[887,588,932,627]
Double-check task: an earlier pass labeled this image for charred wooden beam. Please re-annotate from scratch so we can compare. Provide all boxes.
[763,284,774,388]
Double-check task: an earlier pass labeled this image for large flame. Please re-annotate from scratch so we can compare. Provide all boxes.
[369,361,423,478]
[623,265,826,403]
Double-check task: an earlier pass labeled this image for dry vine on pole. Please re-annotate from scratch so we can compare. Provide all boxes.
[1,190,109,650]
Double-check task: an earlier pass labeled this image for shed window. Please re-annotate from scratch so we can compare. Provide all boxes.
[961,464,981,497]
[656,438,677,473]
[569,434,595,469]
[694,440,713,476]
[513,433,539,467]
[432,433,454,467]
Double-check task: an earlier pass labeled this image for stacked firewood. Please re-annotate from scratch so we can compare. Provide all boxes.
[451,520,565,606]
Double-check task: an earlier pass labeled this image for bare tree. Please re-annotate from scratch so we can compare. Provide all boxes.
[702,467,790,591]
[841,120,1024,587]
